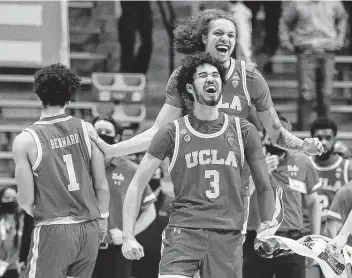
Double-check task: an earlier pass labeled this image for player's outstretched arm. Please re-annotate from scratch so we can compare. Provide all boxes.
[258,107,323,155]
[90,103,182,158]
[242,120,275,222]
[12,132,35,216]
[122,153,162,260]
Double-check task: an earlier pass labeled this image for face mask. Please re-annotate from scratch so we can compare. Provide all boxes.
[1,201,18,214]
[264,144,286,157]
[98,134,115,145]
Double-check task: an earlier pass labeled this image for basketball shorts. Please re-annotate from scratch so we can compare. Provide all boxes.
[159,225,243,278]
[25,220,99,278]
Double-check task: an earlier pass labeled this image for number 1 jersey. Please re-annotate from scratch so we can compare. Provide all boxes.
[24,114,100,225]
[168,114,246,230]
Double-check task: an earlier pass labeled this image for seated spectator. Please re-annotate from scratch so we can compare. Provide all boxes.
[279,1,347,130]
[0,186,24,278]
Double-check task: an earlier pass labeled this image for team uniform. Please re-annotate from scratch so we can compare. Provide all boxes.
[23,114,101,278]
[148,112,265,278]
[327,182,352,246]
[309,155,352,220]
[243,153,321,278]
[93,157,156,278]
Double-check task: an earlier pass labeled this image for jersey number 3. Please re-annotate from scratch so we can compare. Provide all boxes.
[63,154,80,191]
[205,170,220,199]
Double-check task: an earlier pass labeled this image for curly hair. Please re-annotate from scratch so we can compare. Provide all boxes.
[34,63,81,107]
[310,117,338,137]
[177,53,227,101]
[174,9,236,54]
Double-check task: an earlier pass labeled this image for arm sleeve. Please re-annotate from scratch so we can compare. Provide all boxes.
[140,184,157,211]
[305,158,322,194]
[165,67,185,108]
[19,213,34,263]
[247,67,273,112]
[329,187,352,222]
[147,123,176,161]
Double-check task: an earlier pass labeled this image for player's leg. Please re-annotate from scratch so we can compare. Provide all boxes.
[158,226,206,278]
[67,220,99,278]
[24,224,80,278]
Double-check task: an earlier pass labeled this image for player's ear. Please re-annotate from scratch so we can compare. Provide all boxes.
[186,83,195,95]
[202,34,207,45]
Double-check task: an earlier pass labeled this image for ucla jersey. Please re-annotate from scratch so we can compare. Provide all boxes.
[24,115,100,225]
[168,114,246,230]
[309,156,351,218]
[182,59,252,118]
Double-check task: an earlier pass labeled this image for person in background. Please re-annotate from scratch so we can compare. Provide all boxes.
[308,118,352,233]
[279,1,347,130]
[114,0,153,74]
[243,116,321,278]
[0,186,24,278]
[92,116,156,278]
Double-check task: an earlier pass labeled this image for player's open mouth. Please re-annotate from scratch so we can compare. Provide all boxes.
[205,85,217,94]
[216,45,230,54]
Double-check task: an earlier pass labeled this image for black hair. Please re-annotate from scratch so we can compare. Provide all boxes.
[310,117,338,137]
[177,52,227,101]
[92,116,124,136]
[34,63,81,107]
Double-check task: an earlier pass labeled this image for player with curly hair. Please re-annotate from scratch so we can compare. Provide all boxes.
[121,53,275,278]
[92,9,322,160]
[12,64,110,278]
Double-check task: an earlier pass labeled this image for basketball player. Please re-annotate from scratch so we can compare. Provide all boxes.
[121,53,275,278]
[91,9,323,160]
[12,64,110,278]
[309,118,352,229]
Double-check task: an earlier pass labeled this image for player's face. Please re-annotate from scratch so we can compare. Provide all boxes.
[188,63,223,107]
[202,18,236,62]
[94,120,116,145]
[313,129,336,154]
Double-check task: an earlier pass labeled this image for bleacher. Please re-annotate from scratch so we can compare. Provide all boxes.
[1,1,352,185]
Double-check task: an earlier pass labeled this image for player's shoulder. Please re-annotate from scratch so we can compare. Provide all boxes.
[12,130,36,154]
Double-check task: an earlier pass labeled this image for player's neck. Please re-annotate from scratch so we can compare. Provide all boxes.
[314,153,338,166]
[223,58,231,70]
[193,103,219,121]
[40,106,66,119]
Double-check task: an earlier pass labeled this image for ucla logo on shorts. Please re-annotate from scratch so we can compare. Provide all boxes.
[184,134,191,143]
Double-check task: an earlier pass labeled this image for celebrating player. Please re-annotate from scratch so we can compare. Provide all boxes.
[12,64,110,278]
[91,9,322,159]
[121,53,275,278]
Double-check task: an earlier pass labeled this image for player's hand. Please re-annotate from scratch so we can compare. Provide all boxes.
[122,237,144,260]
[326,233,348,256]
[109,228,123,245]
[89,132,115,158]
[97,218,108,243]
[302,138,323,156]
[265,155,279,174]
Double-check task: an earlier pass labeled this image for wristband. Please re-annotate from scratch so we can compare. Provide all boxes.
[100,212,109,219]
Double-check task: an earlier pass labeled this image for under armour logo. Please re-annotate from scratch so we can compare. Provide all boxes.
[174,228,181,234]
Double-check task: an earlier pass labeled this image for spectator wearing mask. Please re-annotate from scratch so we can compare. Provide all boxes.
[92,116,156,278]
[243,116,321,278]
[0,186,24,278]
[279,1,347,130]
